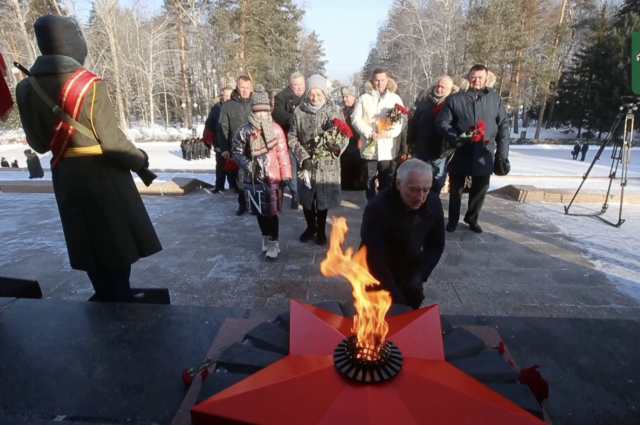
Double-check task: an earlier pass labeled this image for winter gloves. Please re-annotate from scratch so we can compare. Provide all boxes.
[280,179,291,188]
[325,142,342,153]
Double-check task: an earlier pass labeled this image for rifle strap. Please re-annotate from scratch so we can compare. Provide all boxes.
[29,76,98,141]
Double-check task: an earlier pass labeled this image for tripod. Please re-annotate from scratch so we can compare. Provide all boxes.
[564,99,638,227]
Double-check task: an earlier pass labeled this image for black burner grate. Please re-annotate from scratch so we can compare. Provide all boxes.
[333,336,403,384]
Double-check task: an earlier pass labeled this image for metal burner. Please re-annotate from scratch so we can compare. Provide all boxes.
[333,336,403,384]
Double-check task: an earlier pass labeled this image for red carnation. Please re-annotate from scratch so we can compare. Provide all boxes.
[332,118,354,139]
[477,120,486,130]
[519,365,549,404]
[469,125,476,133]
[498,341,505,355]
[395,104,409,115]
[484,140,490,146]
[201,368,210,381]
[182,369,193,386]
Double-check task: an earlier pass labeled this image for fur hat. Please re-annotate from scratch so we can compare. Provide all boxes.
[251,84,270,112]
[305,74,328,96]
[340,86,357,98]
[34,15,88,65]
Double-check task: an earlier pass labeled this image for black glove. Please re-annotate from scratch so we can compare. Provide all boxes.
[301,159,313,172]
[138,149,150,170]
[402,275,425,310]
[455,136,473,148]
[281,179,291,188]
[325,142,341,152]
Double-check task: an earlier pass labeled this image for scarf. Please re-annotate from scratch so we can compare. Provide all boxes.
[301,96,326,114]
[428,88,447,105]
[248,113,276,154]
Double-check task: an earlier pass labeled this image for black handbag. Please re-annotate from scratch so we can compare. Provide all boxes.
[494,157,511,176]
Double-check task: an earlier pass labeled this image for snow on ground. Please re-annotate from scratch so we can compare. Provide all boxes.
[523,202,640,303]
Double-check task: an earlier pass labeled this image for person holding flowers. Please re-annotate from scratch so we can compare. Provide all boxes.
[436,64,510,234]
[351,68,407,201]
[288,74,350,246]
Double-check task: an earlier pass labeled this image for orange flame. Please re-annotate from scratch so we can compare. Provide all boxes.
[320,217,392,349]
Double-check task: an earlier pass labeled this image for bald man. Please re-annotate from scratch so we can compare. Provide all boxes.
[409,76,459,193]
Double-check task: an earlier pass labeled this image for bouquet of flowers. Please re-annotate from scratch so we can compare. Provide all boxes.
[363,103,409,157]
[299,118,353,188]
[458,120,490,146]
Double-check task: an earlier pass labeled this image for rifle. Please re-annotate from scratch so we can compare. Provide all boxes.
[15,61,156,186]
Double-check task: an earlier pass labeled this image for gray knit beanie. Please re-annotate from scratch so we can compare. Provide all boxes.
[340,86,357,97]
[251,84,271,112]
[305,74,328,96]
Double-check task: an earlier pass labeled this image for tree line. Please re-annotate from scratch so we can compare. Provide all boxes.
[0,0,327,131]
[360,0,639,140]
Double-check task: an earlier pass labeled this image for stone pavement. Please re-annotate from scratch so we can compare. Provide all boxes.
[0,189,639,320]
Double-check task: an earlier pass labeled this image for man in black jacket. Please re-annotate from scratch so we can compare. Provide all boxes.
[360,159,445,309]
[436,65,509,233]
[218,76,253,215]
[272,72,305,208]
[411,76,458,193]
[204,87,233,193]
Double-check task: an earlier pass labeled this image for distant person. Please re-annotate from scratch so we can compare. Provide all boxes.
[270,90,279,111]
[204,86,234,194]
[218,76,253,215]
[272,72,306,209]
[233,86,292,259]
[10,158,18,168]
[1,157,9,167]
[24,149,44,178]
[572,142,580,160]
[580,142,589,161]
[16,15,162,303]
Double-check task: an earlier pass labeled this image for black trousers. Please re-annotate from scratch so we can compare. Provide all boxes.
[87,266,134,303]
[215,152,238,191]
[365,160,394,200]
[302,194,328,233]
[448,174,491,225]
[257,215,279,240]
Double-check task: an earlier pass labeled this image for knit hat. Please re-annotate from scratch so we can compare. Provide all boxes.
[34,15,88,65]
[251,84,270,112]
[340,86,357,98]
[305,74,328,96]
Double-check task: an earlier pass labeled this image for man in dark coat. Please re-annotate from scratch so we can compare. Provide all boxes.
[339,85,365,190]
[436,64,510,234]
[272,72,305,209]
[24,149,44,178]
[0,157,9,167]
[204,87,234,193]
[580,142,589,161]
[360,159,445,309]
[16,15,162,302]
[572,142,580,160]
[411,76,459,193]
[219,76,253,215]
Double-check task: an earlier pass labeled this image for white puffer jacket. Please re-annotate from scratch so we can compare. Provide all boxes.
[352,79,405,161]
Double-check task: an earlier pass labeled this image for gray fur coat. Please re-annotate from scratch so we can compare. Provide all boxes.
[288,101,348,210]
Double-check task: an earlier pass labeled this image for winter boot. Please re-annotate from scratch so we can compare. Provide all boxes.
[300,207,317,242]
[316,209,328,246]
[265,239,280,259]
[261,236,270,253]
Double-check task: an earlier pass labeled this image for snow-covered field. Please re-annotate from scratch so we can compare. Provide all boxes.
[524,202,640,303]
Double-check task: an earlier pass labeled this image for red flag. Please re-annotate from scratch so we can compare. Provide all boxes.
[0,50,14,122]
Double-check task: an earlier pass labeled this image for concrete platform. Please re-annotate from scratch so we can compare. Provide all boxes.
[0,177,212,196]
[490,184,640,204]
[1,299,639,424]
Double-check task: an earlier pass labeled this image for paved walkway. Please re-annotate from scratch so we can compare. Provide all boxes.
[1,190,638,320]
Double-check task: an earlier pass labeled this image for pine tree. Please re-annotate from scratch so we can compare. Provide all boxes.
[297,30,326,78]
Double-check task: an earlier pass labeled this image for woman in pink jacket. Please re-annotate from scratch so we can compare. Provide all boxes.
[233,85,293,259]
